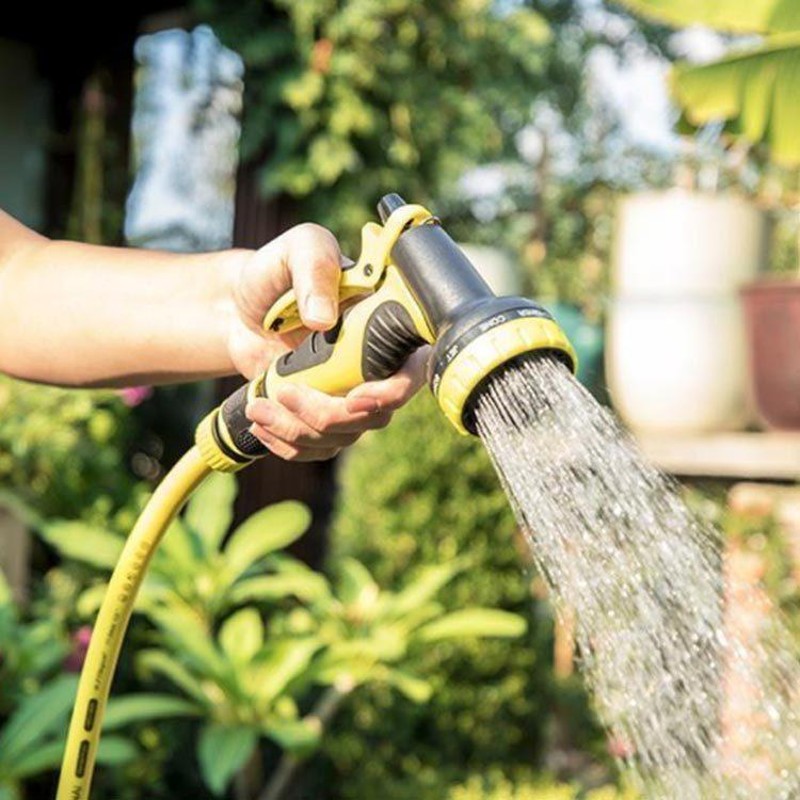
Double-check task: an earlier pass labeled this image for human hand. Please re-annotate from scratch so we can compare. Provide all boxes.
[227,223,429,461]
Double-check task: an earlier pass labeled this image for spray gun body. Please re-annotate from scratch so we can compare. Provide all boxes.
[197,194,576,472]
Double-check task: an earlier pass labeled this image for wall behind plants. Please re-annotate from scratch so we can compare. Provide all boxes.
[325,393,608,799]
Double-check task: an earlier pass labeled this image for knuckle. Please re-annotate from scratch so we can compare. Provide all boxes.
[311,407,335,432]
[290,222,338,250]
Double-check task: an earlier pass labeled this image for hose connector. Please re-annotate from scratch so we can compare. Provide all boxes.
[195,379,269,472]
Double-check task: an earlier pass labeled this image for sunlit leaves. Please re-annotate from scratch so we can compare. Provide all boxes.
[219,608,264,665]
[200,0,553,246]
[197,724,258,796]
[223,500,311,581]
[184,472,237,553]
[615,0,800,35]
[415,608,528,642]
[619,0,800,166]
[672,34,800,165]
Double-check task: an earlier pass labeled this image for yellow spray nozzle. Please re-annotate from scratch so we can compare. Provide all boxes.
[197,193,577,471]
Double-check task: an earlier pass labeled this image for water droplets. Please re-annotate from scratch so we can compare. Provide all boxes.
[474,355,800,799]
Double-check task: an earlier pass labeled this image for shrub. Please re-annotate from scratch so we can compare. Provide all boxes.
[0,376,141,528]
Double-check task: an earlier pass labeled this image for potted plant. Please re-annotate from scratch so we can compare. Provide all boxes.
[616,0,800,429]
[608,186,769,433]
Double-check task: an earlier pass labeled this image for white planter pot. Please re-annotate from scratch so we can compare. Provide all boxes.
[614,191,768,298]
[607,297,750,433]
[457,243,522,296]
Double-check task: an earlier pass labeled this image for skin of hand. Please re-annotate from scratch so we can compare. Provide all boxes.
[0,210,428,461]
[233,223,429,461]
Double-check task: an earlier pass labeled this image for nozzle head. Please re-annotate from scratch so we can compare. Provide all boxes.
[429,297,577,435]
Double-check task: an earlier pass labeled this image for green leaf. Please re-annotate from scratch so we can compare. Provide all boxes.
[381,562,463,620]
[671,33,800,166]
[96,735,139,765]
[148,605,223,675]
[414,609,527,643]
[0,784,20,800]
[508,8,551,46]
[251,639,320,705]
[614,0,800,34]
[264,717,321,756]
[219,608,264,664]
[224,502,311,579]
[337,558,378,606]
[12,739,65,779]
[137,650,211,708]
[185,472,237,552]
[381,669,433,704]
[102,694,202,731]
[228,571,331,606]
[157,518,202,574]
[0,572,11,605]
[0,675,78,764]
[197,724,258,796]
[76,583,108,617]
[37,521,123,570]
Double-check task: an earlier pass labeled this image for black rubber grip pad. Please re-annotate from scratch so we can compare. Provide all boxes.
[220,383,269,458]
[275,318,343,377]
[361,301,427,381]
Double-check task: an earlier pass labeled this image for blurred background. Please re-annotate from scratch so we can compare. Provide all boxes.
[1,1,800,798]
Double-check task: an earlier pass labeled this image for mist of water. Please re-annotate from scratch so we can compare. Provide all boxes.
[473,355,800,799]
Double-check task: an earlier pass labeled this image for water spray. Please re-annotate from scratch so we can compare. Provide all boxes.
[56,195,576,799]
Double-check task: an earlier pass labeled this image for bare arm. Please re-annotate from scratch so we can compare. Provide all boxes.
[0,209,427,460]
[0,209,246,386]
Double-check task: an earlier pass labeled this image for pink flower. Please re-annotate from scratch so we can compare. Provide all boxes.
[64,626,92,673]
[118,386,153,407]
[607,734,635,760]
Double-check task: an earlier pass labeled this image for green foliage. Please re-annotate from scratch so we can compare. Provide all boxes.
[617,0,800,166]
[0,581,181,796]
[135,547,525,796]
[197,724,259,796]
[0,574,68,713]
[0,376,141,526]
[194,0,552,246]
[615,0,798,34]
[37,473,313,626]
[328,392,605,798]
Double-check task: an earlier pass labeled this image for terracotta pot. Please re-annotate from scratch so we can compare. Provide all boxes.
[741,280,800,430]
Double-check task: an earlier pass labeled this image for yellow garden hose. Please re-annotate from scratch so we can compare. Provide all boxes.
[56,448,210,800]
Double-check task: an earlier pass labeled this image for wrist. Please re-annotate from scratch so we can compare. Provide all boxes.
[212,248,254,373]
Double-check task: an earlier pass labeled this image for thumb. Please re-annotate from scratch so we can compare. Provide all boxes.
[285,223,343,331]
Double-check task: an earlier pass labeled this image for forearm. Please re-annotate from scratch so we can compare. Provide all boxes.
[0,236,250,387]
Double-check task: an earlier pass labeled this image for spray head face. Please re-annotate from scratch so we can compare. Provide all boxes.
[429,296,576,435]
[382,195,577,435]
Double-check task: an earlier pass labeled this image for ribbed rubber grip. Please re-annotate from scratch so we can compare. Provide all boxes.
[220,383,268,458]
[361,301,427,380]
